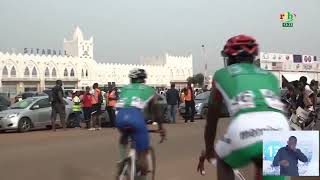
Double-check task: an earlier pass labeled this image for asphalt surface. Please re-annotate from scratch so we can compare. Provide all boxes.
[0,117,318,180]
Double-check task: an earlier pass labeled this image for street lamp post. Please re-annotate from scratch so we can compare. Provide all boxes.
[201,45,209,86]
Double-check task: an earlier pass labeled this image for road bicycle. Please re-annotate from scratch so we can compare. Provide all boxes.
[116,128,164,180]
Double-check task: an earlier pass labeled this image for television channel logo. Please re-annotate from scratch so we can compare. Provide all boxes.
[280,12,296,27]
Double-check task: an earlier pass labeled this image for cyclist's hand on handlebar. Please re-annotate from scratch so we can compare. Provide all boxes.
[197,150,206,176]
[197,149,217,176]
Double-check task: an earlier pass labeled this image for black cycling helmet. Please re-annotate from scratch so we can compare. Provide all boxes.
[129,68,147,80]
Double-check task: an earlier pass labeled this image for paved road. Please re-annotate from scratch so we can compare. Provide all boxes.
[0,118,317,180]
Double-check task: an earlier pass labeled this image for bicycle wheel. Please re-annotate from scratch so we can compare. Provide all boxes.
[146,147,156,180]
[116,158,135,180]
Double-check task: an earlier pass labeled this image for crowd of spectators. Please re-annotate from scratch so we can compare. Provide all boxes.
[50,79,210,131]
[282,76,319,112]
[50,80,119,131]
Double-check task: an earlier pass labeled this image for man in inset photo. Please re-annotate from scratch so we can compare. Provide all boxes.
[272,136,308,176]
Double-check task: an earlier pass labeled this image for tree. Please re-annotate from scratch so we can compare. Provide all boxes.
[194,73,205,86]
[187,76,196,84]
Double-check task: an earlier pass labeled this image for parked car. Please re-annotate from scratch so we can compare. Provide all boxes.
[0,95,11,112]
[179,91,229,119]
[0,96,76,132]
[14,91,47,103]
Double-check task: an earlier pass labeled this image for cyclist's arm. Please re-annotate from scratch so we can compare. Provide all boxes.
[205,81,223,157]
[150,94,163,130]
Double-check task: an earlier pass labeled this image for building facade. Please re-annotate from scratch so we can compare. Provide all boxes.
[0,27,193,96]
[259,52,319,87]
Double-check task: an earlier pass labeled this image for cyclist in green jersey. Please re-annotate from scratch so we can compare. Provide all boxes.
[197,35,290,180]
[115,68,166,180]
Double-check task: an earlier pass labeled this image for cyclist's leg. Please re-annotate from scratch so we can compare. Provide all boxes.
[119,131,129,161]
[127,108,149,179]
[217,157,235,180]
[115,109,129,160]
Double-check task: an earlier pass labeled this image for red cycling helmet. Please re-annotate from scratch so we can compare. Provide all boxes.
[222,34,259,57]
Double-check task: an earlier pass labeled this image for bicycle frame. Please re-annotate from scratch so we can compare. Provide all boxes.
[128,147,136,179]
[117,141,136,180]
[117,129,159,180]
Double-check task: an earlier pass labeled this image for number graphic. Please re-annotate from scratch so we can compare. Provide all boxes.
[268,146,273,157]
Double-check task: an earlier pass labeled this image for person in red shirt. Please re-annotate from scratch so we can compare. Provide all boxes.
[184,82,195,123]
[81,86,93,129]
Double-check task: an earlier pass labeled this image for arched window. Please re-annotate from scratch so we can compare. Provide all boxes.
[170,70,173,78]
[52,68,57,77]
[81,69,84,78]
[176,69,180,76]
[70,68,75,77]
[85,69,88,77]
[2,66,8,77]
[10,66,16,77]
[64,68,68,77]
[45,67,50,77]
[181,70,185,76]
[32,67,37,77]
[24,67,30,77]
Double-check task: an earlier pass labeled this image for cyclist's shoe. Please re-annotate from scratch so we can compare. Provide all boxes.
[88,128,96,131]
[96,127,102,130]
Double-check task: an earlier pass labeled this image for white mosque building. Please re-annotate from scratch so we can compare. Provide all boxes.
[0,27,193,96]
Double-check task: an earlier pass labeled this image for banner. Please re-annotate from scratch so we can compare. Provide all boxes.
[271,62,283,70]
[260,52,293,63]
[302,55,313,64]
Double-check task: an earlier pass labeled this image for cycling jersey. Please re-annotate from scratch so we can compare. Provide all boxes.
[212,63,285,117]
[115,83,156,152]
[116,83,155,109]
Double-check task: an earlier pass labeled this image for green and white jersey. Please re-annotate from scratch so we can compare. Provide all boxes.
[213,63,284,117]
[115,83,155,109]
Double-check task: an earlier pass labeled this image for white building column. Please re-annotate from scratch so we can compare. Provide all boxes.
[40,76,45,91]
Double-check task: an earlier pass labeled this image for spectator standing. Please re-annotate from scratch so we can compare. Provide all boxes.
[184,82,195,123]
[50,80,66,131]
[166,83,180,123]
[81,86,93,129]
[106,86,118,127]
[310,80,319,94]
[180,88,186,102]
[297,76,316,110]
[72,91,81,128]
[195,89,199,96]
[90,83,103,130]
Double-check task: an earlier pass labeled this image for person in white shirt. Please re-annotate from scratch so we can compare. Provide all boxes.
[298,76,316,111]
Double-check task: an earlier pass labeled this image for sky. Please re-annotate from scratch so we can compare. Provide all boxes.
[0,0,319,74]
